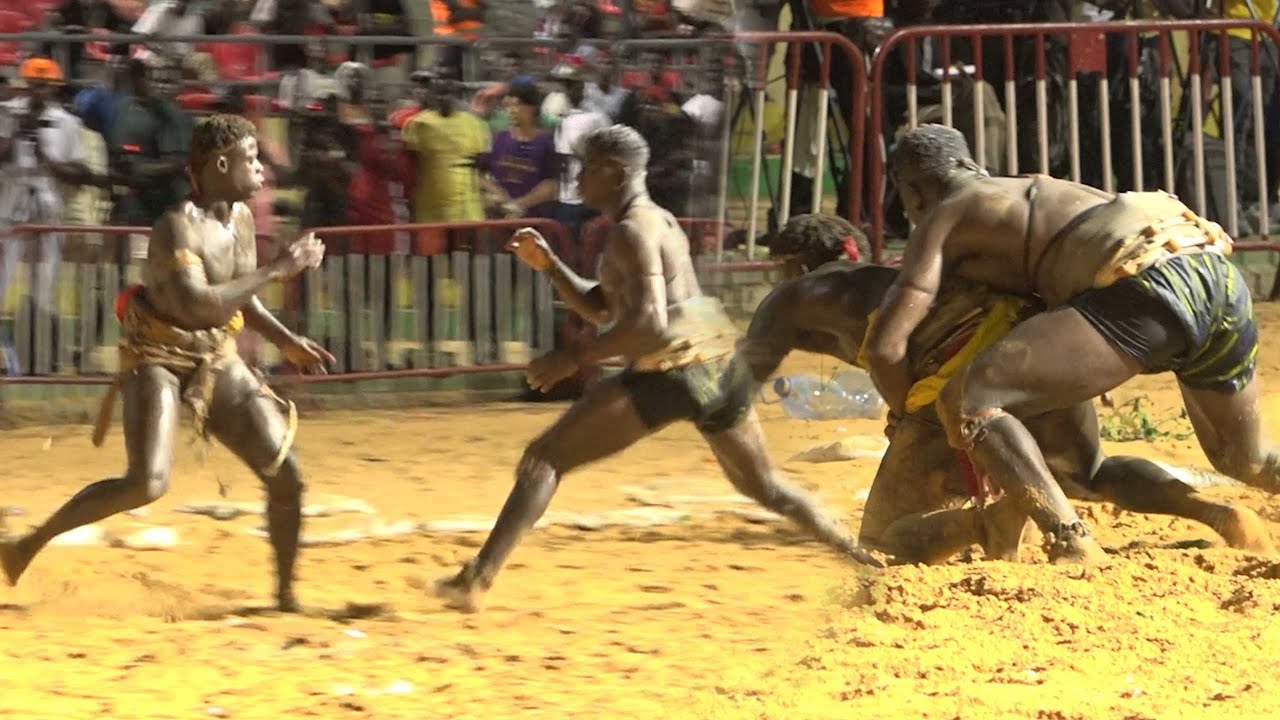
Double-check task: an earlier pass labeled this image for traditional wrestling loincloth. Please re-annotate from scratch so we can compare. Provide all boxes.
[623,296,752,434]
[1039,191,1255,392]
[92,284,297,481]
[858,285,1032,500]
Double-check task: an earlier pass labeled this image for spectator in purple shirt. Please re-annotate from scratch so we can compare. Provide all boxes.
[479,77,558,219]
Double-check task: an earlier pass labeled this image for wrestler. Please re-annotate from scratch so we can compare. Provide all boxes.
[865,124,1279,564]
[431,125,876,613]
[0,115,333,611]
[747,213,1273,564]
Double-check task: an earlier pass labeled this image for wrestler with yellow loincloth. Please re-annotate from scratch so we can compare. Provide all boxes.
[743,213,1273,565]
[430,126,879,614]
[1,115,334,612]
[866,124,1278,565]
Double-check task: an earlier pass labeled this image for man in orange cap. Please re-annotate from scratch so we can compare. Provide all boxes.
[0,57,101,374]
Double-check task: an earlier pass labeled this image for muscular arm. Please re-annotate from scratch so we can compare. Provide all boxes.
[234,209,297,347]
[244,295,296,346]
[865,203,958,414]
[546,250,609,323]
[574,223,668,365]
[150,211,282,329]
[740,284,803,382]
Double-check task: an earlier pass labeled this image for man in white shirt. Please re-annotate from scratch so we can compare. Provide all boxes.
[0,59,95,373]
[551,62,610,241]
[582,54,629,121]
[132,0,204,63]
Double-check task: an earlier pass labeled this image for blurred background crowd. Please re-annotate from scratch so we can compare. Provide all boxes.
[0,0,1276,376]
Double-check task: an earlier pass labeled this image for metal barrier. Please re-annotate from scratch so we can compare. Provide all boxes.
[0,219,562,385]
[0,217,779,387]
[1,30,865,263]
[293,219,562,379]
[868,19,1280,257]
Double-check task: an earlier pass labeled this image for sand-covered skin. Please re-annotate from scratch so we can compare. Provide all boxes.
[3,308,1280,719]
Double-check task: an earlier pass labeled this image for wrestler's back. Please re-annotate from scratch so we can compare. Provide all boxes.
[942,177,1110,297]
[144,200,258,331]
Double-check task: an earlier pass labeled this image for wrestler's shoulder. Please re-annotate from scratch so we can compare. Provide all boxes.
[152,202,206,246]
[619,203,681,236]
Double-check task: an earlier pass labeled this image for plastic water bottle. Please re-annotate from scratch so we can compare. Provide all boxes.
[771,368,885,420]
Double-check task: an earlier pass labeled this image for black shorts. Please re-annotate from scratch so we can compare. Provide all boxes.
[1070,252,1258,392]
[619,356,753,435]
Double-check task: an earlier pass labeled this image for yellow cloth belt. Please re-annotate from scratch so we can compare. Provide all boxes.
[857,296,1027,414]
[92,294,297,482]
[1094,208,1234,289]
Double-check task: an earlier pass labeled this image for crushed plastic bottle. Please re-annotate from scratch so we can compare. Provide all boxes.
[770,368,885,420]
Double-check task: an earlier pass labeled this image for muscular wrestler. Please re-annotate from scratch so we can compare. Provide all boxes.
[0,114,333,611]
[431,125,875,613]
[865,124,1279,564]
[750,213,1273,564]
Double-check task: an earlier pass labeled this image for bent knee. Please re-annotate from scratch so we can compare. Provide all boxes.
[124,469,170,503]
[519,436,564,476]
[265,455,305,496]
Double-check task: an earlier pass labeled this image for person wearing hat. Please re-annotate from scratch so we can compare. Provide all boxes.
[547,58,609,240]
[478,77,557,220]
[0,58,97,372]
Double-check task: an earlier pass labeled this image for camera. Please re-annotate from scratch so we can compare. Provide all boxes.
[16,116,54,141]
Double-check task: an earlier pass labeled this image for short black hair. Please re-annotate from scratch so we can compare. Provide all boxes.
[771,213,870,264]
[577,124,649,177]
[190,113,256,171]
[507,77,544,108]
[890,123,974,185]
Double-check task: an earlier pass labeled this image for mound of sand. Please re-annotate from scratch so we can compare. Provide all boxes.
[703,552,1280,719]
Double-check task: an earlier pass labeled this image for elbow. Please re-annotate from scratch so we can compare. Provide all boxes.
[738,339,785,385]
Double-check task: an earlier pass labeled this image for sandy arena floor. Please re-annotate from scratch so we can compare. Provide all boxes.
[4,309,1280,720]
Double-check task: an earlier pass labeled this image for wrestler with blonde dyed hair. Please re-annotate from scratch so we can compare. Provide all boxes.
[2,114,333,612]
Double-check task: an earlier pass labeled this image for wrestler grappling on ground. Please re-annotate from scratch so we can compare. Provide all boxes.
[864,124,1280,564]
[742,213,1273,564]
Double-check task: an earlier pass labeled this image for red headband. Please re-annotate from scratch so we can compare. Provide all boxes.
[842,235,861,262]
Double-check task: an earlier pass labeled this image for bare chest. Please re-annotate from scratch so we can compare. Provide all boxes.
[191,214,256,284]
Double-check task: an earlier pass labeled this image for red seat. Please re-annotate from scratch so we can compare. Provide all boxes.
[0,11,34,67]
[207,23,278,82]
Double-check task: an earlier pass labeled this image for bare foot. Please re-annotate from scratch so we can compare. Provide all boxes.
[1214,506,1278,556]
[1045,522,1108,565]
[0,539,31,587]
[979,499,1031,562]
[431,567,486,613]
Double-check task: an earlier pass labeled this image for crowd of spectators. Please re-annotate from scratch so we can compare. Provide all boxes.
[0,0,1278,375]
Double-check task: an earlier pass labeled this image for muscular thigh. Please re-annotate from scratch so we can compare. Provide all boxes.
[205,356,293,472]
[121,364,182,477]
[860,414,964,542]
[955,305,1143,418]
[530,372,656,472]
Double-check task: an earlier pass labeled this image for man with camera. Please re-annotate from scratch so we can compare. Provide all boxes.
[0,58,100,375]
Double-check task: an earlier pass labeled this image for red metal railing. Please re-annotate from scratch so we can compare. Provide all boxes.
[0,218,778,386]
[868,20,1280,259]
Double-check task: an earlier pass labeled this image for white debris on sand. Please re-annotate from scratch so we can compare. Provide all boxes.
[789,435,889,463]
[109,526,180,550]
[48,525,108,547]
[176,495,377,521]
